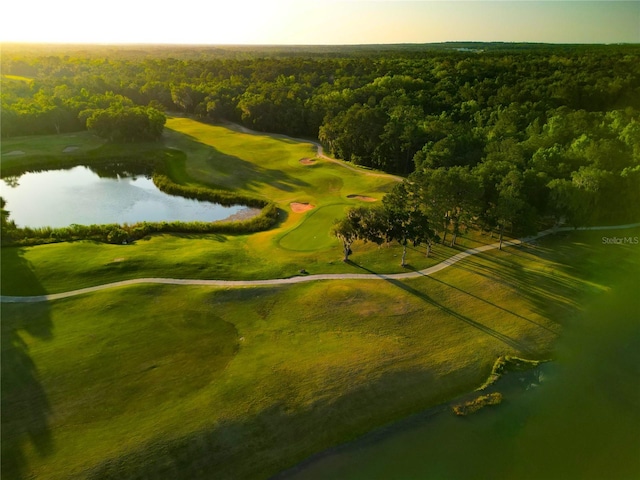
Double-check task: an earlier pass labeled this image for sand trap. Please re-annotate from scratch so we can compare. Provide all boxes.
[347,195,377,202]
[3,150,25,156]
[299,158,316,165]
[290,202,315,213]
[63,146,79,153]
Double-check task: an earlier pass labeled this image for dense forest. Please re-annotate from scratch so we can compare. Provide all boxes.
[2,43,639,240]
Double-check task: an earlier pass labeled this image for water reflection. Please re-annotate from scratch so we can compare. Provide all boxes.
[1,166,253,228]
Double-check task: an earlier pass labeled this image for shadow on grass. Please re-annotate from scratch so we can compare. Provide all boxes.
[442,243,591,323]
[405,265,560,336]
[84,367,443,480]
[1,247,48,297]
[90,268,640,480]
[1,248,54,479]
[347,261,532,354]
[388,278,533,354]
[167,129,311,195]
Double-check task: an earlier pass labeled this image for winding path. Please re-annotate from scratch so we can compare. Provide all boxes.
[3,223,638,304]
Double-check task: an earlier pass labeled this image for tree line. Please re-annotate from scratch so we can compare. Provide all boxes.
[2,44,638,241]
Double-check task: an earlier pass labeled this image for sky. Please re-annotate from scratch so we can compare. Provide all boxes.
[1,1,638,45]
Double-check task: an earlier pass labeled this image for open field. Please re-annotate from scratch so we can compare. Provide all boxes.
[3,228,638,479]
[3,119,639,479]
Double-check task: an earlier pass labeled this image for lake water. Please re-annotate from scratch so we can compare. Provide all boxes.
[1,166,256,228]
[278,281,640,480]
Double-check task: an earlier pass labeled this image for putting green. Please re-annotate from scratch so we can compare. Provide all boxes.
[278,204,349,251]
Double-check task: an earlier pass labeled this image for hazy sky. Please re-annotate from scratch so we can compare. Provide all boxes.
[1,1,638,45]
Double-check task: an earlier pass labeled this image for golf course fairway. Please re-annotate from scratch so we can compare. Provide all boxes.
[2,118,638,479]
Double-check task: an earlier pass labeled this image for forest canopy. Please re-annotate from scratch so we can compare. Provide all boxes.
[2,43,639,228]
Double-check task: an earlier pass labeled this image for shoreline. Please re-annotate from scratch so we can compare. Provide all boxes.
[272,357,550,479]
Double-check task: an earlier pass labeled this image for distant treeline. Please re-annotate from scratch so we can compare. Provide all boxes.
[2,44,639,231]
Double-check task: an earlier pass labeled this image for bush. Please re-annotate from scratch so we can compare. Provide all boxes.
[107,228,129,244]
[452,392,503,416]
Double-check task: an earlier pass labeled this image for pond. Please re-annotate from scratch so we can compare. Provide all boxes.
[1,166,258,228]
[278,282,640,480]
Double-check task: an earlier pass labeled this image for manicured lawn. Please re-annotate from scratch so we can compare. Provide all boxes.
[278,204,350,251]
[1,130,104,160]
[3,120,637,479]
[3,228,638,479]
[1,118,466,296]
[163,117,393,206]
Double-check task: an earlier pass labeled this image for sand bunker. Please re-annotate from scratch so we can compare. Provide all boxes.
[347,194,377,202]
[63,146,79,153]
[290,202,315,213]
[3,150,25,156]
[299,158,316,165]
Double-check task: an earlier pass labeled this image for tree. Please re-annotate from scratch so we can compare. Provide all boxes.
[170,83,206,114]
[414,166,482,246]
[382,181,434,266]
[0,197,17,242]
[85,106,165,142]
[331,215,359,262]
[318,103,387,168]
[548,166,614,226]
[494,170,527,250]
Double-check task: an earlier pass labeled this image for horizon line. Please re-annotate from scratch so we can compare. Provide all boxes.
[2,41,638,47]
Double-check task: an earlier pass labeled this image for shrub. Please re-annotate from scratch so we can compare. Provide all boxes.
[452,392,503,416]
[107,228,129,244]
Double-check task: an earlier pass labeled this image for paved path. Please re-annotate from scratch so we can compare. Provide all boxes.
[3,223,638,304]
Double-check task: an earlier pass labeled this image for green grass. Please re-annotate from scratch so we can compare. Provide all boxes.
[1,130,104,159]
[163,118,393,206]
[3,119,638,479]
[1,118,457,296]
[3,228,638,479]
[278,204,349,251]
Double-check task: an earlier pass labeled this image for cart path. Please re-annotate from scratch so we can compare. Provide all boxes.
[3,223,638,304]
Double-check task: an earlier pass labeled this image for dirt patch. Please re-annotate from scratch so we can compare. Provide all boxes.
[3,150,25,156]
[221,207,262,222]
[299,158,316,165]
[347,194,377,202]
[63,146,79,153]
[290,202,315,213]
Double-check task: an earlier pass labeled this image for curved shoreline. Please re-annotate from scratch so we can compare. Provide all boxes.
[3,222,639,303]
[272,356,553,480]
